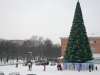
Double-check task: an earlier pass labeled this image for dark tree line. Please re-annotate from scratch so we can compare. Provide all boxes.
[0,36,61,60]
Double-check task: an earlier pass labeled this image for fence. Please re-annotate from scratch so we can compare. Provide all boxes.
[63,63,97,71]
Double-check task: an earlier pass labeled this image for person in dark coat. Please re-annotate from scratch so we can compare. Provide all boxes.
[28,61,32,71]
[16,58,19,68]
[91,64,94,71]
[43,64,46,71]
[95,66,98,71]
[89,64,92,72]
[57,63,62,71]
[16,61,18,68]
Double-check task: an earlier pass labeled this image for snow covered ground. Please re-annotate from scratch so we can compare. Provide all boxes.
[1,53,100,75]
[0,64,100,75]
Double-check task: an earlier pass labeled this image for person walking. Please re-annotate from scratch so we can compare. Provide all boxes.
[16,61,18,68]
[43,64,46,71]
[28,61,32,71]
[57,63,62,71]
[91,64,94,71]
[95,66,98,71]
[16,58,19,68]
[89,64,91,72]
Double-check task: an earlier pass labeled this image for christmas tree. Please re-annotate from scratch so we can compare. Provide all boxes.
[64,1,93,63]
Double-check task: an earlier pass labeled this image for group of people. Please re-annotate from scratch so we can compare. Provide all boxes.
[15,58,98,72]
[16,59,33,71]
[89,64,98,72]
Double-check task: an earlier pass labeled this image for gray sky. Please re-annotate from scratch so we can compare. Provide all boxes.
[0,0,100,44]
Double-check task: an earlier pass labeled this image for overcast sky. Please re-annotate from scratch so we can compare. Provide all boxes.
[0,0,100,44]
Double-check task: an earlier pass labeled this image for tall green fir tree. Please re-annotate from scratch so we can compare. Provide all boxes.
[64,1,93,63]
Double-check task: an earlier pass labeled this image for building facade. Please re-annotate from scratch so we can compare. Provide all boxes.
[61,37,100,56]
